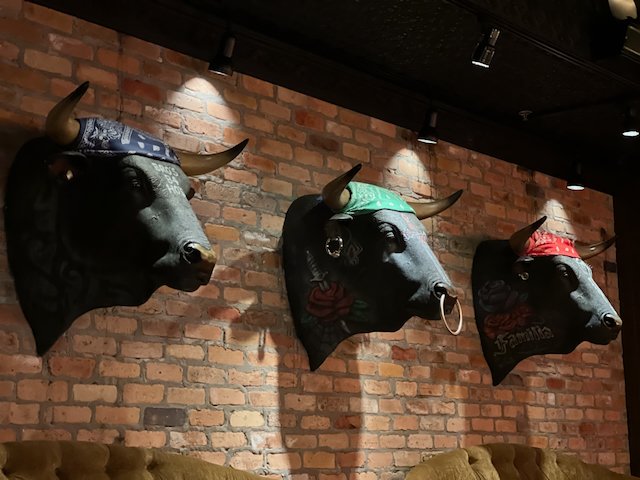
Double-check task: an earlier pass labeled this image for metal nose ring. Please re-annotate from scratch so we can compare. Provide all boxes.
[439,294,463,335]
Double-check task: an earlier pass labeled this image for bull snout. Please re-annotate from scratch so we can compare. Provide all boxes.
[602,312,622,330]
[181,242,216,266]
[180,243,216,286]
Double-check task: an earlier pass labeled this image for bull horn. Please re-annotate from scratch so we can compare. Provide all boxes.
[407,189,463,220]
[45,81,89,145]
[575,236,616,260]
[177,139,249,176]
[322,164,362,211]
[509,216,547,254]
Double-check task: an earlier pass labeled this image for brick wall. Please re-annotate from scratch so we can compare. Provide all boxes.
[0,0,629,477]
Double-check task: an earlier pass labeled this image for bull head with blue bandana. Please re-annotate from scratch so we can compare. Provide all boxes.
[5,82,248,354]
[282,164,463,370]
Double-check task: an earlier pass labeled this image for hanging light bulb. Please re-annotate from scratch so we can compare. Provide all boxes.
[209,32,236,77]
[417,110,438,144]
[472,27,501,68]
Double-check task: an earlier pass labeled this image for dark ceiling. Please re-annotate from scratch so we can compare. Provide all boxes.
[33,0,640,194]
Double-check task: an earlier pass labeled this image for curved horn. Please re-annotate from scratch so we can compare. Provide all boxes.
[322,164,362,211]
[177,139,249,176]
[575,236,616,260]
[509,216,547,254]
[407,189,463,220]
[45,81,89,145]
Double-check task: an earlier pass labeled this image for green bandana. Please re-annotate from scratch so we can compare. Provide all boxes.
[339,182,415,216]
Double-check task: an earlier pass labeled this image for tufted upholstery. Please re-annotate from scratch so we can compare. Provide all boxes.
[406,443,638,480]
[0,441,266,480]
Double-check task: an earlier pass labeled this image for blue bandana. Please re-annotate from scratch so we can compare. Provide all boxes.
[73,118,180,165]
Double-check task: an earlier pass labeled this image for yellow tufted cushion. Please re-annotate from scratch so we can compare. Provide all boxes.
[406,443,637,480]
[0,442,266,480]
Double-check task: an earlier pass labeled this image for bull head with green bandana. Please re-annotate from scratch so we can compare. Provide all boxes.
[282,164,464,370]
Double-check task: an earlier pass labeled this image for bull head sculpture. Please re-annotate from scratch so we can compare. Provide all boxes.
[472,216,622,385]
[5,82,248,355]
[282,164,464,370]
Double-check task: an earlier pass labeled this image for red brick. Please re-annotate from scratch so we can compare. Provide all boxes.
[52,406,91,423]
[303,451,335,469]
[99,359,140,378]
[24,49,71,76]
[170,431,207,448]
[24,3,72,32]
[123,384,164,404]
[268,452,302,470]
[73,384,117,403]
[167,387,205,405]
[210,388,245,405]
[72,335,117,355]
[207,101,241,123]
[142,319,181,338]
[48,357,94,378]
[260,138,293,160]
[124,431,166,448]
[142,62,182,85]
[230,410,264,427]
[261,100,291,120]
[120,341,163,359]
[189,409,224,426]
[0,354,42,375]
[95,406,140,425]
[146,363,183,382]
[122,78,163,103]
[223,206,257,225]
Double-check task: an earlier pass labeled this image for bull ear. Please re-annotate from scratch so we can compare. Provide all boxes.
[407,190,463,220]
[177,139,249,176]
[509,216,547,254]
[45,81,89,145]
[322,164,362,211]
[47,153,88,181]
[575,236,616,260]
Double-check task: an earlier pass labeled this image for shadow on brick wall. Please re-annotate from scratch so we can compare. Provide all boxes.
[224,245,365,477]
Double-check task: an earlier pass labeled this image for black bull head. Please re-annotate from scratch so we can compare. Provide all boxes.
[472,216,622,385]
[5,82,248,355]
[282,164,463,370]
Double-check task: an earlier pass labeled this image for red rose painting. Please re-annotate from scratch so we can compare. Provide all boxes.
[483,303,534,339]
[306,282,355,322]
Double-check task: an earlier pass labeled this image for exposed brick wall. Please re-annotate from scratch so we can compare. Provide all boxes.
[0,0,629,477]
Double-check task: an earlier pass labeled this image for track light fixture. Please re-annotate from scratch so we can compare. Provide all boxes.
[472,27,501,68]
[622,106,640,137]
[417,110,438,144]
[208,32,236,76]
[566,162,585,191]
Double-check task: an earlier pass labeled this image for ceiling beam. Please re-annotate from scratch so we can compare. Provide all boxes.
[30,0,616,193]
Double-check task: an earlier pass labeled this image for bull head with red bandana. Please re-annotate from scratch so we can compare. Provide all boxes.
[472,216,621,385]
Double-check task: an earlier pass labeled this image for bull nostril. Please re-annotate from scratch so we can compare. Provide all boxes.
[434,283,456,300]
[602,313,622,329]
[181,243,202,264]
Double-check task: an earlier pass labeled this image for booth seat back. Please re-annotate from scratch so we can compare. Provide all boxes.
[406,443,637,480]
[0,441,266,480]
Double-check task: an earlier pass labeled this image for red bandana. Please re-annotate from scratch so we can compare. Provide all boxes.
[524,231,579,258]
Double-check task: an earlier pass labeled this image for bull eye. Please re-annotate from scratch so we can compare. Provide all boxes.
[556,264,570,278]
[123,167,153,206]
[380,223,404,254]
[556,263,579,291]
